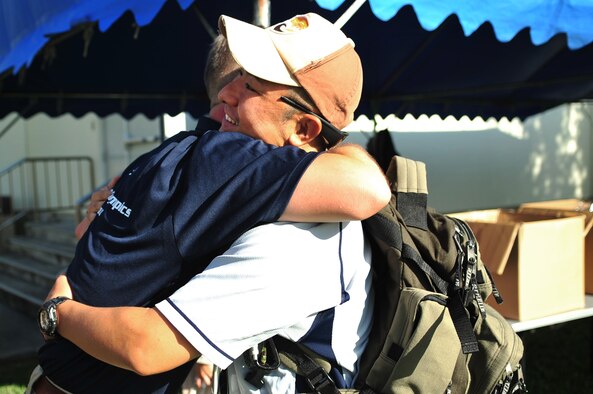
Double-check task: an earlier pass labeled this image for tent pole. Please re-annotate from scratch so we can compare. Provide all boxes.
[191,4,217,40]
[253,0,271,27]
[0,114,20,141]
[335,0,368,29]
[0,100,36,141]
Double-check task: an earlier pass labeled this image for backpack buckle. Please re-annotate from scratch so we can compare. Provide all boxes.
[243,339,280,388]
[304,366,340,394]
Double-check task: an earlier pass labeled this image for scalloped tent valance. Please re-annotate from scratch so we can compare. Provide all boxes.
[321,0,593,49]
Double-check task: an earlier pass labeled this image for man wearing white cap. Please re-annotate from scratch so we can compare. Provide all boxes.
[33,13,380,394]
[218,12,363,149]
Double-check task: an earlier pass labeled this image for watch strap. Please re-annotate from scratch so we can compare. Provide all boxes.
[38,296,70,338]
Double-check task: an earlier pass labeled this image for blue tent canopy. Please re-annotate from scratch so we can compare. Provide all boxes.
[322,0,593,48]
[0,0,196,75]
[1,0,593,120]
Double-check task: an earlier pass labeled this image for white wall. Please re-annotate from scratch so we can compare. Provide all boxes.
[0,114,27,209]
[1,103,592,214]
[0,112,162,210]
[102,114,161,184]
[346,103,593,213]
[26,112,102,161]
[0,113,27,169]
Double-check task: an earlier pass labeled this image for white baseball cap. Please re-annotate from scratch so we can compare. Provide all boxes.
[219,13,363,130]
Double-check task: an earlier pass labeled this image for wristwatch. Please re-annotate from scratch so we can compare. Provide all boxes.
[38,296,70,338]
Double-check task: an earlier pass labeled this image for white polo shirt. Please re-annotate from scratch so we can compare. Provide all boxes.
[156,221,374,392]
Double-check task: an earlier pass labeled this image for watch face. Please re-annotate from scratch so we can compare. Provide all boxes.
[39,309,50,331]
[38,297,68,337]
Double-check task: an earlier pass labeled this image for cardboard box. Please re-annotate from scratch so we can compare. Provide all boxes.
[519,199,593,294]
[450,209,585,321]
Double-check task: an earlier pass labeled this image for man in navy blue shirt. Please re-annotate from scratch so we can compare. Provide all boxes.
[73,34,236,241]
[32,13,389,394]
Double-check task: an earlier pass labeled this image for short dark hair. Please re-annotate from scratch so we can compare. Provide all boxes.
[282,86,319,120]
[203,35,238,106]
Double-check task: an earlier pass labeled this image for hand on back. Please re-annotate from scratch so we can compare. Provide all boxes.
[74,175,120,240]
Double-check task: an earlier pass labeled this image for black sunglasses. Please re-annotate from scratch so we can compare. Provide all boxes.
[280,96,348,149]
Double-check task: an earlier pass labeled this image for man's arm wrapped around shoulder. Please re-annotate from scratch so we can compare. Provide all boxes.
[281,143,390,222]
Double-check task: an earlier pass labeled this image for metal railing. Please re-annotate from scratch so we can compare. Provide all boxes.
[0,157,95,217]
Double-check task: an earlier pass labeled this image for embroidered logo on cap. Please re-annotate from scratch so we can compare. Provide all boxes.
[273,16,309,33]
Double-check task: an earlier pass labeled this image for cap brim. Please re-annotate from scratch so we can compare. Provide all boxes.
[219,15,298,87]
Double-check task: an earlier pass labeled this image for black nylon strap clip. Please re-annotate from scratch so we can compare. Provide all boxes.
[304,366,340,394]
[448,293,479,354]
[244,339,281,389]
[273,336,340,394]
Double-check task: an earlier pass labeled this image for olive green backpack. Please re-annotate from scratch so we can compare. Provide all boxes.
[270,156,527,394]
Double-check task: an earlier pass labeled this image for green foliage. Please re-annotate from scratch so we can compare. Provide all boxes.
[0,386,26,394]
[0,357,36,392]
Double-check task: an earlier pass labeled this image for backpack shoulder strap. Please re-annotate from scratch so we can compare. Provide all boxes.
[273,336,340,394]
[388,156,479,354]
[383,156,449,292]
[387,156,428,230]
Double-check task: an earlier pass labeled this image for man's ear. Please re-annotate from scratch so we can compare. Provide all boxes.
[288,114,323,147]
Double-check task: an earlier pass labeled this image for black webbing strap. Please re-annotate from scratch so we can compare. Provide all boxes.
[273,337,340,394]
[397,192,428,230]
[391,156,429,230]
[401,244,450,294]
[363,208,403,251]
[485,266,504,304]
[404,240,479,354]
[447,293,479,354]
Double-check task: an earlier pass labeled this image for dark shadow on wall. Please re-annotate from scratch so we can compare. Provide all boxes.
[366,130,400,173]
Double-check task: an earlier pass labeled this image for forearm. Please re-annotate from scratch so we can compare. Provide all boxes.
[281,143,390,222]
[56,300,199,375]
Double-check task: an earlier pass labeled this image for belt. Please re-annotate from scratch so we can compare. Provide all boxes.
[33,376,68,394]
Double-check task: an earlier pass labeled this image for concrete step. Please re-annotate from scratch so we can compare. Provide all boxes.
[0,252,62,289]
[23,219,77,246]
[0,213,78,318]
[0,272,46,318]
[6,236,74,267]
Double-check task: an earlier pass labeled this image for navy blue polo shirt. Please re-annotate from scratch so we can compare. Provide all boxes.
[38,123,318,393]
